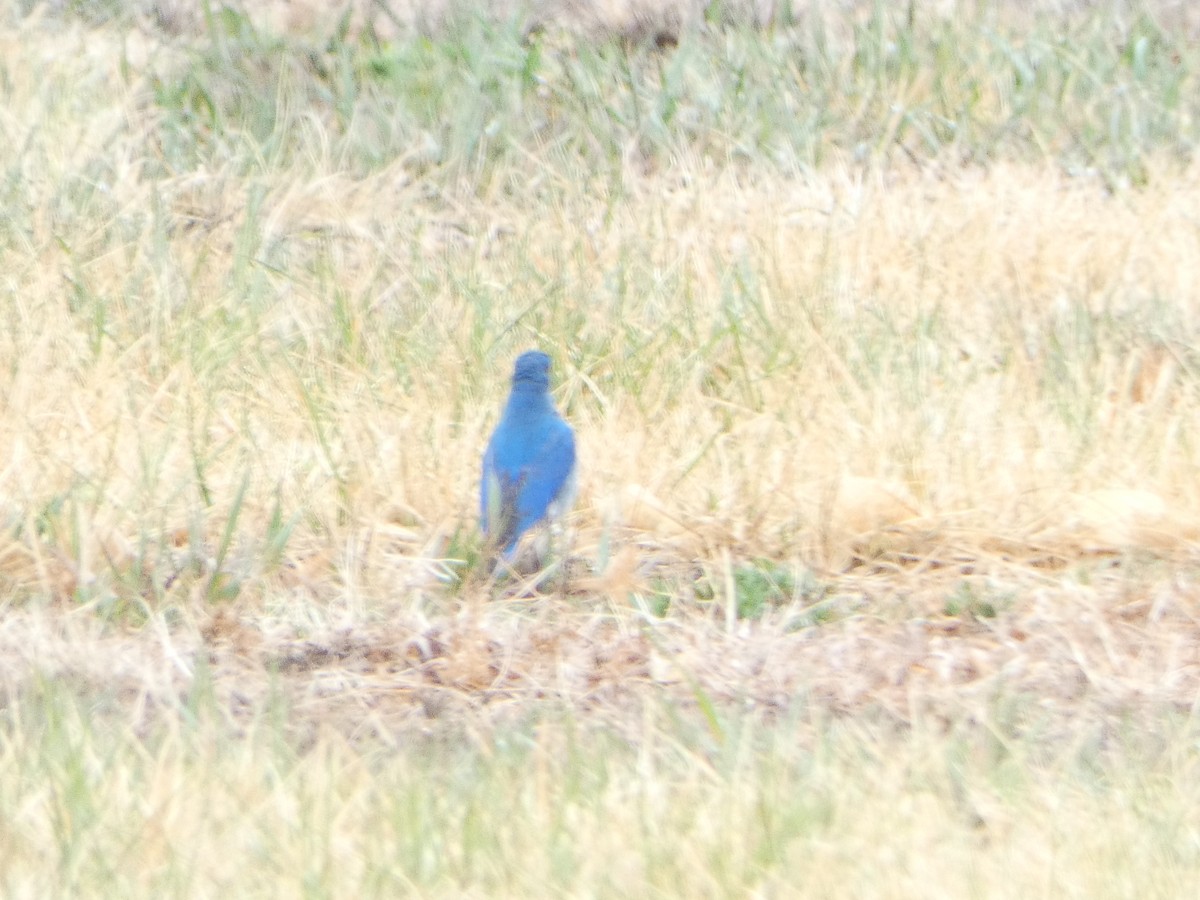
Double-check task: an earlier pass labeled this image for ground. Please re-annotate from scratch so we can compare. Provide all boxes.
[2,1,1200,896]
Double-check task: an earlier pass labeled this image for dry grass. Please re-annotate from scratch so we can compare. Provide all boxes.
[4,0,1200,895]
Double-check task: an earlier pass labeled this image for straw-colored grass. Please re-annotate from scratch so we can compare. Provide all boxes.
[3,0,1200,895]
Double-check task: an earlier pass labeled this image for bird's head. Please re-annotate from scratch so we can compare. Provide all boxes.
[511,350,553,391]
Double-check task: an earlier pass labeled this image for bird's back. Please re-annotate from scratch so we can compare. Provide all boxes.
[481,398,576,555]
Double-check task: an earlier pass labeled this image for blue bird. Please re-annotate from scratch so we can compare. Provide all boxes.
[481,350,577,559]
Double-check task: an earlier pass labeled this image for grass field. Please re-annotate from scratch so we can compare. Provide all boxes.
[4,0,1200,895]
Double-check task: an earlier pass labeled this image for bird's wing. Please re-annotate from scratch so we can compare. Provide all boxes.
[481,440,522,551]
[515,422,576,534]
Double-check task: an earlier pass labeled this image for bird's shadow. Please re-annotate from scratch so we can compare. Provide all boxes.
[449,525,583,600]
[484,546,570,598]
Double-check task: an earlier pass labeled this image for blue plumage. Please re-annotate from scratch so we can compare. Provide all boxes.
[481,350,577,558]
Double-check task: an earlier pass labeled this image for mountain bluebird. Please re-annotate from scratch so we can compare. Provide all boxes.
[480,350,577,559]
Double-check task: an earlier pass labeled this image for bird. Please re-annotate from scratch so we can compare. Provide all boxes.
[480,350,577,561]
